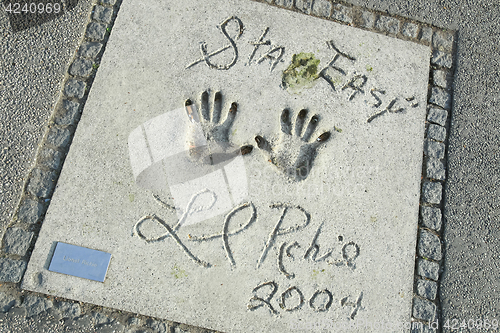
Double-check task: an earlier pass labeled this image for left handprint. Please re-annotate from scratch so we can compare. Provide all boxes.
[184,90,253,165]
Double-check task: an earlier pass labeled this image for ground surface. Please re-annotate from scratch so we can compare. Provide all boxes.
[0,0,499,332]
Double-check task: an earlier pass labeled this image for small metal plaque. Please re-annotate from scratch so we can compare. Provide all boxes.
[48,242,111,282]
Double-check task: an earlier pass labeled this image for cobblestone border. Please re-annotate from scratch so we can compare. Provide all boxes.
[0,0,455,332]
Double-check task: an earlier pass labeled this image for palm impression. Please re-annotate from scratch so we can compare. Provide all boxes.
[255,108,331,181]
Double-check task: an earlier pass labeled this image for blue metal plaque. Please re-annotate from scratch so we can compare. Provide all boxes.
[48,242,111,282]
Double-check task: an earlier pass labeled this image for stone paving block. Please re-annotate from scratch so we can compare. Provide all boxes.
[55,99,81,126]
[275,0,293,8]
[375,15,400,34]
[431,50,453,68]
[46,127,72,149]
[57,301,81,318]
[401,22,418,38]
[418,229,442,261]
[0,292,19,312]
[128,317,142,326]
[419,26,433,43]
[420,206,442,231]
[3,227,33,256]
[93,311,111,325]
[311,0,331,18]
[93,5,114,23]
[38,148,64,170]
[427,124,446,142]
[17,199,44,224]
[100,0,116,5]
[417,279,438,300]
[22,295,53,317]
[426,158,446,181]
[427,107,448,126]
[432,30,454,52]
[86,22,107,41]
[79,42,104,59]
[422,181,443,205]
[64,79,86,99]
[429,86,452,110]
[27,169,56,198]
[146,319,168,333]
[424,139,445,159]
[331,4,352,24]
[412,297,436,322]
[360,11,375,29]
[432,69,448,89]
[417,259,440,280]
[69,58,94,78]
[295,0,312,14]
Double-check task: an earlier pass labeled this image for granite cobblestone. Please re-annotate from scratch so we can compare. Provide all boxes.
[64,79,86,99]
[27,169,57,198]
[86,22,108,41]
[412,297,436,322]
[427,107,448,126]
[401,22,419,38]
[419,26,433,43]
[93,5,114,23]
[431,50,453,68]
[422,181,443,205]
[432,69,448,89]
[79,42,103,59]
[375,15,400,34]
[417,259,440,281]
[0,258,26,283]
[55,99,81,126]
[417,279,438,300]
[429,86,452,110]
[16,199,44,224]
[331,4,352,23]
[424,139,445,159]
[38,148,64,170]
[311,0,332,18]
[275,0,293,8]
[420,206,442,231]
[418,229,442,261]
[46,127,72,149]
[3,227,33,256]
[295,0,312,14]
[427,124,446,142]
[360,11,375,29]
[69,58,94,78]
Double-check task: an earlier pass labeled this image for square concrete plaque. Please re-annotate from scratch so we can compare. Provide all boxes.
[23,0,430,331]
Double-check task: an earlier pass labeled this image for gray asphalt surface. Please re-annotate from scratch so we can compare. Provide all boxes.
[343,0,500,330]
[0,0,499,332]
[0,0,93,241]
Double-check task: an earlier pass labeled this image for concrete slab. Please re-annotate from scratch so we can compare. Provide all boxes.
[22,0,430,331]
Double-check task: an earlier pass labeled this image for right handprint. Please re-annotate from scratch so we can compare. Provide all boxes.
[254,108,332,181]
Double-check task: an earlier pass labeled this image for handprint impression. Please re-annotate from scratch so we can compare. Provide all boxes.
[185,91,253,165]
[255,109,331,181]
